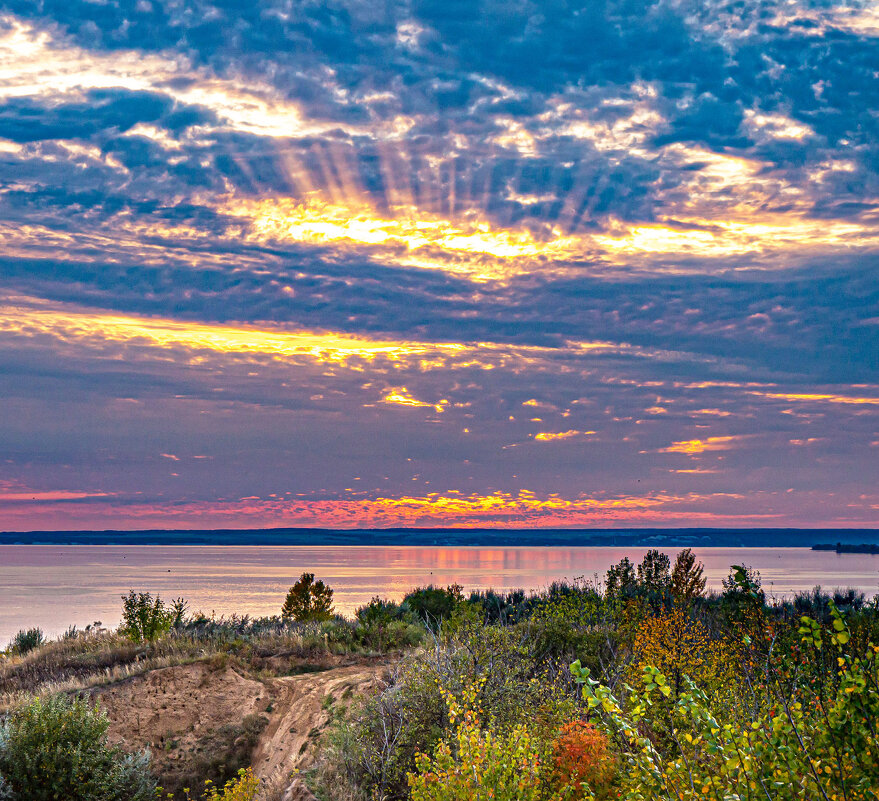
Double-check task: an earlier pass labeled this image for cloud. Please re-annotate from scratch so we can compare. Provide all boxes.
[0,2,878,527]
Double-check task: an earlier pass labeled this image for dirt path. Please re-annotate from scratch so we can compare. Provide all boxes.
[254,665,380,801]
[92,659,385,801]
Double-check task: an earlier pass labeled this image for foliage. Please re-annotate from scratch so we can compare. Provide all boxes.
[408,683,564,801]
[670,549,706,602]
[0,694,156,801]
[628,605,736,695]
[549,720,617,799]
[9,628,44,655]
[574,600,879,800]
[120,591,186,643]
[721,563,766,607]
[310,619,575,801]
[281,573,334,622]
[354,597,425,651]
[196,768,259,801]
[401,585,464,626]
[605,558,636,598]
[636,550,671,597]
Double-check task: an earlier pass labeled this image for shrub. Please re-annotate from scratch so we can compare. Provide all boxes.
[401,585,463,625]
[311,619,575,801]
[574,602,879,801]
[0,694,156,801]
[281,573,334,622]
[198,768,259,800]
[549,720,616,799]
[627,605,736,695]
[120,591,186,643]
[10,627,44,655]
[407,683,560,801]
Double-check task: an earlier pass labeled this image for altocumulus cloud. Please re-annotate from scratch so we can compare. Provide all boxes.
[0,0,877,528]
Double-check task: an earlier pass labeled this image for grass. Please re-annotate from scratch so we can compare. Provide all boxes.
[0,615,393,709]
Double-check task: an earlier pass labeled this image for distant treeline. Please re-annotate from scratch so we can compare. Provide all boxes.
[813,542,879,554]
[3,526,879,547]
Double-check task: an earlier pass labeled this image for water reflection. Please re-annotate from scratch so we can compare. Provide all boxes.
[1,545,878,643]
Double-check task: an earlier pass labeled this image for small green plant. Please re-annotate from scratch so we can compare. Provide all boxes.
[281,573,334,622]
[119,591,187,643]
[0,694,156,801]
[9,627,44,655]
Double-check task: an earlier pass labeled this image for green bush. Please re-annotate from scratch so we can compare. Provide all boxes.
[0,694,156,801]
[281,573,334,622]
[9,628,44,655]
[401,584,463,625]
[120,591,186,643]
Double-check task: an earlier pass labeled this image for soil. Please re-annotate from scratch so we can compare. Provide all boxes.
[89,657,384,801]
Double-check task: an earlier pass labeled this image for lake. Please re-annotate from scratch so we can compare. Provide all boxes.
[2,545,879,644]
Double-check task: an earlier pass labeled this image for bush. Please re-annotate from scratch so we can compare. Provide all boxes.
[281,573,334,622]
[9,628,44,655]
[311,619,576,801]
[408,683,567,801]
[409,688,548,801]
[549,720,616,799]
[120,591,186,643]
[198,767,259,800]
[0,694,156,801]
[401,585,463,625]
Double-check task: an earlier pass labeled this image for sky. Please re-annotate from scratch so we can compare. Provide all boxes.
[0,0,877,531]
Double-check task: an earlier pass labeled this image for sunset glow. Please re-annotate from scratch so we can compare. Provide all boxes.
[0,0,876,530]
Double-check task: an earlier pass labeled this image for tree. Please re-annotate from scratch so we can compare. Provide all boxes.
[636,550,671,595]
[627,606,734,695]
[670,549,706,602]
[605,557,637,597]
[281,572,334,621]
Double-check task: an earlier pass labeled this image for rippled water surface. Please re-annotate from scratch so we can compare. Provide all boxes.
[2,545,878,643]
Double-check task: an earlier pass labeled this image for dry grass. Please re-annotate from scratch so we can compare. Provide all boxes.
[0,615,397,710]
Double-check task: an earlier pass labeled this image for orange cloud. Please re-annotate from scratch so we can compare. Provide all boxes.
[534,430,596,442]
[748,391,879,406]
[380,387,447,413]
[0,489,771,529]
[657,435,741,454]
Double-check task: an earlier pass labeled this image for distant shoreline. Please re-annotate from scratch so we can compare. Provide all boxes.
[2,527,878,548]
[813,542,879,554]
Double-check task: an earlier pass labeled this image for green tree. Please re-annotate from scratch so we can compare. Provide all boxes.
[670,549,706,602]
[0,695,156,801]
[605,557,637,597]
[281,572,334,621]
[637,550,671,595]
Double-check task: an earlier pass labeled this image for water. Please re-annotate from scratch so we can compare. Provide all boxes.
[1,545,878,644]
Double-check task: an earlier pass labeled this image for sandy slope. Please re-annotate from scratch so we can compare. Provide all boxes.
[90,659,383,801]
[255,665,377,801]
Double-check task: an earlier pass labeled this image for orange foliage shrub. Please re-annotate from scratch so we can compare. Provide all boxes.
[550,720,617,799]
